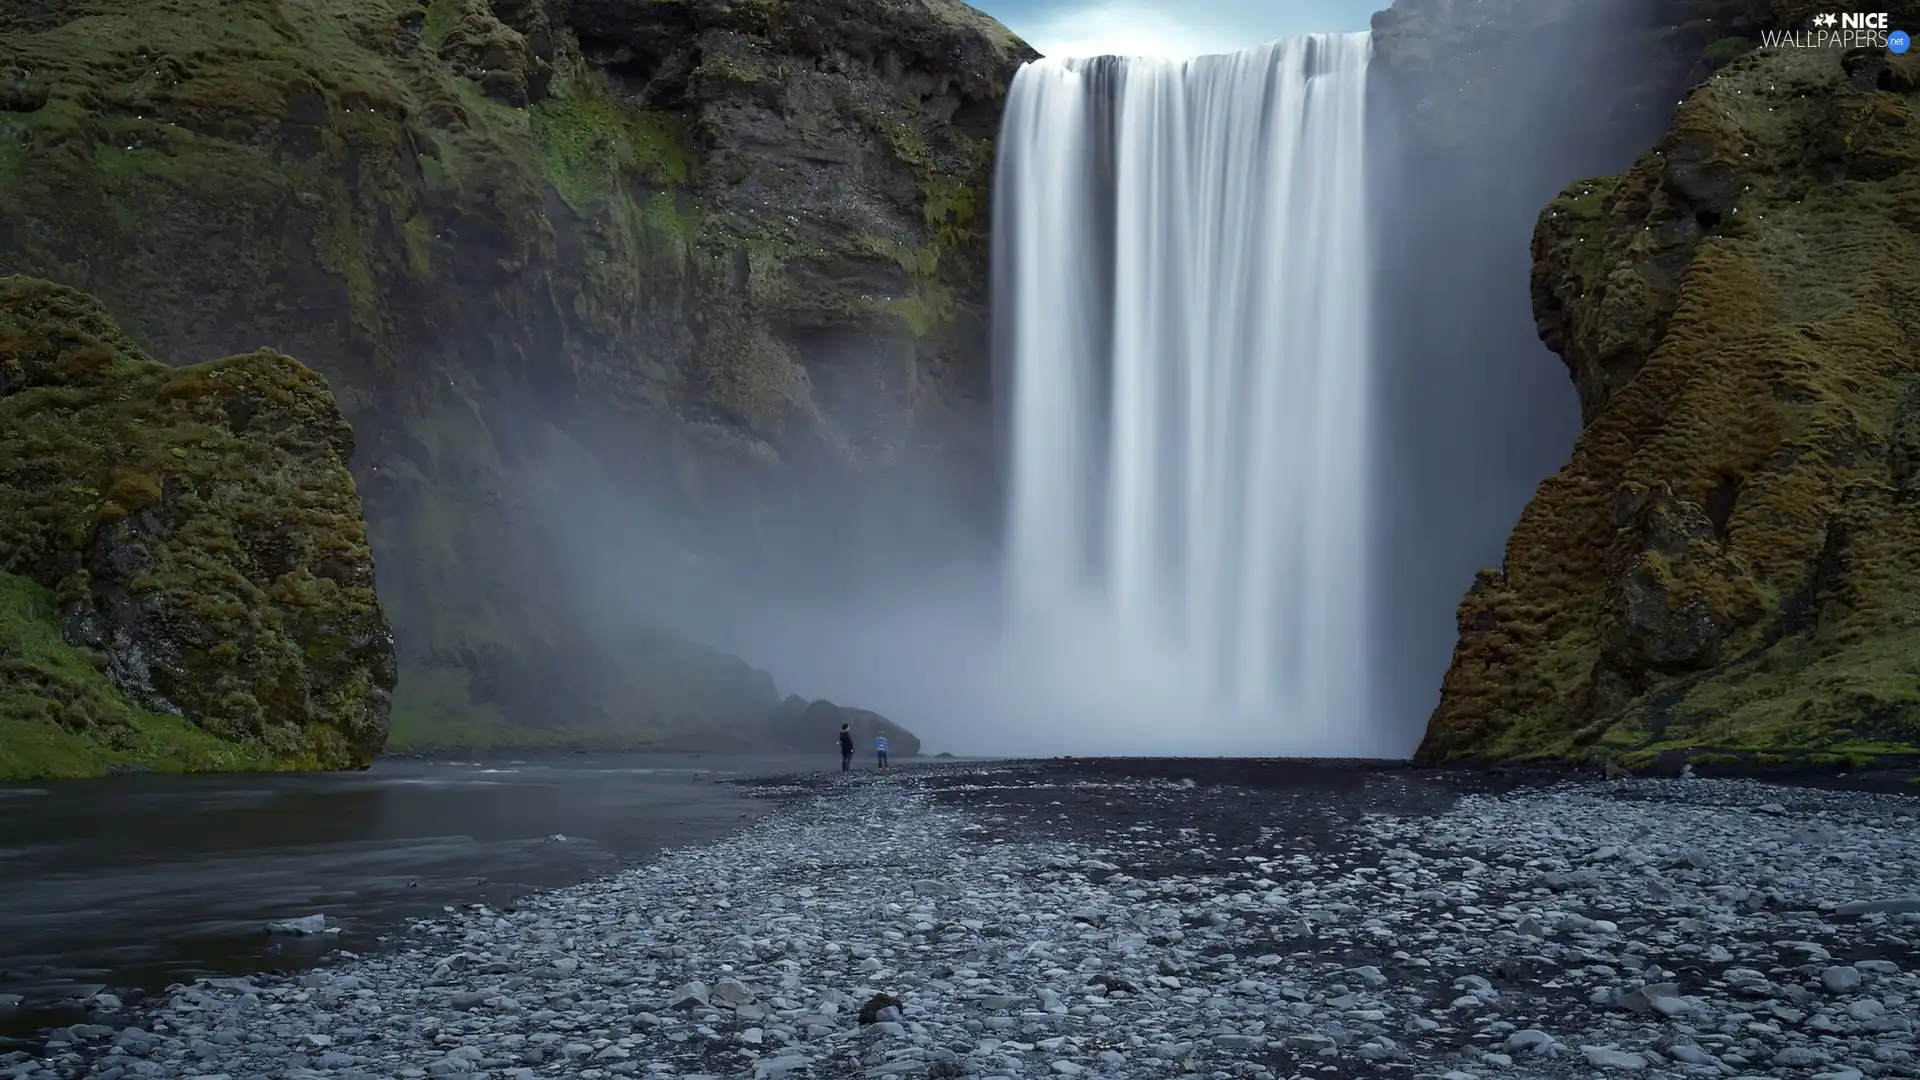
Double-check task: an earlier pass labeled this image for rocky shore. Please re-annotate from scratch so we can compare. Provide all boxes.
[6,759,1917,1080]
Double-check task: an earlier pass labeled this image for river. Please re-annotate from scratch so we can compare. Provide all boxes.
[0,752,839,1041]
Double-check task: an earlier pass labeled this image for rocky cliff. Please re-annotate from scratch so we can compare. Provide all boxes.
[1416,11,1920,768]
[1366,0,1800,743]
[764,693,920,756]
[0,0,1030,749]
[0,276,397,778]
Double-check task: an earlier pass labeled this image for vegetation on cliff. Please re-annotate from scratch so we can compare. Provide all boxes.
[0,0,1027,751]
[0,276,396,778]
[1419,39,1920,770]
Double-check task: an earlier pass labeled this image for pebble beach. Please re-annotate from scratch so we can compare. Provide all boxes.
[7,760,1918,1080]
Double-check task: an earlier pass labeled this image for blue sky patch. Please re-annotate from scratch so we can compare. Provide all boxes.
[972,0,1382,58]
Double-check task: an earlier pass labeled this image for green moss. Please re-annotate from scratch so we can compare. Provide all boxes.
[530,89,695,210]
[833,89,989,344]
[1656,626,1920,746]
[387,666,572,751]
[421,0,469,49]
[0,570,286,780]
[643,190,699,251]
[0,277,394,778]
[692,42,790,89]
[1807,752,1877,769]
[0,0,450,373]
[922,175,978,243]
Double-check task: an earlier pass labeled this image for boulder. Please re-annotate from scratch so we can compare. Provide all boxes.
[0,277,396,776]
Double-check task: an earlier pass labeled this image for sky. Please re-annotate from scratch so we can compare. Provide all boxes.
[972,0,1385,59]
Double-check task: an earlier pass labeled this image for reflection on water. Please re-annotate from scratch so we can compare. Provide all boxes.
[0,752,817,1031]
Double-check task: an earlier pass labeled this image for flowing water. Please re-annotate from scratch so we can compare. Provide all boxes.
[994,34,1381,755]
[0,753,835,1039]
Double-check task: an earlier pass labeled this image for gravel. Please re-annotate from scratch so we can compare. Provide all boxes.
[3,761,1915,1079]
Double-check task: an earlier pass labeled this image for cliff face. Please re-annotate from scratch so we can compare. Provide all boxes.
[1364,0,1788,742]
[1417,22,1920,767]
[0,0,1030,748]
[0,276,396,778]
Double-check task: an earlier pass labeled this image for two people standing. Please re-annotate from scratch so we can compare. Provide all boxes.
[838,723,890,771]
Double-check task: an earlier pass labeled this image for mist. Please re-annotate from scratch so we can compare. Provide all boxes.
[523,429,1394,759]
[493,0,1702,760]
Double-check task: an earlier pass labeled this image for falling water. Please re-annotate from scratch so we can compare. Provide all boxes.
[994,34,1378,756]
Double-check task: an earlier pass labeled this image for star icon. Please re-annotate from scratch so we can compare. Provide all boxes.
[1816,12,1838,26]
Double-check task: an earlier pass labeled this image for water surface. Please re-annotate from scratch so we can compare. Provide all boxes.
[0,752,827,1032]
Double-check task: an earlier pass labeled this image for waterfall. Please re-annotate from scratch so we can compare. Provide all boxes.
[993,34,1378,756]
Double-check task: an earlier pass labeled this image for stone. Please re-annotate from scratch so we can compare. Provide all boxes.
[1503,1029,1554,1055]
[1820,966,1862,995]
[42,764,1920,1080]
[1582,1046,1650,1070]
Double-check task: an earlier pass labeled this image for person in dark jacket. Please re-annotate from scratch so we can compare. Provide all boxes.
[838,723,854,771]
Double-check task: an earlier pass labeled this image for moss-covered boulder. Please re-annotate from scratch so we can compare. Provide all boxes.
[1418,38,1920,770]
[0,0,1030,751]
[0,276,395,777]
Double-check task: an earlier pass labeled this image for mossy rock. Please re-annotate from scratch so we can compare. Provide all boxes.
[1420,44,1920,766]
[0,569,296,779]
[0,276,396,777]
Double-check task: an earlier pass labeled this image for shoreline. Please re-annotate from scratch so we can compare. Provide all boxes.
[376,747,1920,791]
[0,758,813,1047]
[6,760,1915,1079]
